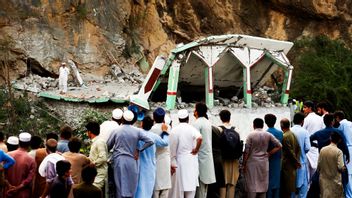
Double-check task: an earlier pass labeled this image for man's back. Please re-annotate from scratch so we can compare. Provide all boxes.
[291,125,311,163]
[73,182,102,198]
[193,117,216,184]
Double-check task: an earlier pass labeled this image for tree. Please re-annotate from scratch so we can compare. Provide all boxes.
[291,36,352,119]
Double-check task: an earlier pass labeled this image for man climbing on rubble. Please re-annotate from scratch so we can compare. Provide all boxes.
[59,62,70,94]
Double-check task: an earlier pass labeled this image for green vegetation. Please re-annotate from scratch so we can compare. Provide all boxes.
[76,2,88,20]
[0,89,63,136]
[76,109,109,155]
[291,36,352,119]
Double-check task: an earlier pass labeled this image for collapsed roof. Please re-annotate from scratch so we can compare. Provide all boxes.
[131,34,294,110]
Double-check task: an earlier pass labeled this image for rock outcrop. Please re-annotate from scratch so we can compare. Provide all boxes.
[0,0,351,83]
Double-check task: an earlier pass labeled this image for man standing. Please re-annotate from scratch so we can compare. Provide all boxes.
[135,116,169,198]
[86,121,108,191]
[59,62,70,94]
[107,110,154,198]
[243,118,282,198]
[302,101,324,180]
[170,109,202,198]
[316,101,331,117]
[264,114,283,198]
[62,137,91,184]
[150,107,171,198]
[100,108,123,142]
[280,118,301,198]
[193,102,216,198]
[6,132,36,198]
[318,132,346,198]
[39,139,72,198]
[291,112,311,198]
[57,125,73,153]
[217,109,241,198]
[334,110,352,197]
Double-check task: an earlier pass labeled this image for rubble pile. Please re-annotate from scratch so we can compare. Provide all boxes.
[12,75,57,93]
[109,64,144,84]
[149,86,284,110]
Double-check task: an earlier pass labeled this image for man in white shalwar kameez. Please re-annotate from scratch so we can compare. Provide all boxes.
[59,62,70,94]
[100,108,122,142]
[151,107,171,198]
[302,101,324,180]
[193,103,216,198]
[170,109,203,198]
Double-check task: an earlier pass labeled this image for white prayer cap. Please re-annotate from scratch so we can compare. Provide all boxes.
[123,110,134,121]
[164,114,171,125]
[112,108,123,120]
[7,136,19,145]
[61,62,66,65]
[178,109,189,119]
[19,132,31,142]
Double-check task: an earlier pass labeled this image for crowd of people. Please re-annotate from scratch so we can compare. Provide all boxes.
[0,100,350,198]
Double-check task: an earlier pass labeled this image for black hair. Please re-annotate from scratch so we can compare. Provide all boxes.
[334,111,345,120]
[68,137,82,153]
[219,110,231,123]
[81,164,98,184]
[323,114,334,127]
[142,116,154,131]
[60,125,73,140]
[0,132,4,142]
[304,100,315,111]
[179,117,189,123]
[19,141,30,149]
[195,102,208,118]
[30,136,43,150]
[6,144,18,152]
[331,132,342,144]
[293,112,305,125]
[317,101,333,112]
[46,132,59,141]
[85,122,100,136]
[264,114,277,128]
[56,160,71,177]
[253,118,264,129]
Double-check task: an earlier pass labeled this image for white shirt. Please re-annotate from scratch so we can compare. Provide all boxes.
[170,122,202,191]
[100,120,119,142]
[59,66,70,79]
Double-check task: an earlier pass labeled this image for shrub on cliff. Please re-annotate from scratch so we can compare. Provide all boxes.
[291,36,352,119]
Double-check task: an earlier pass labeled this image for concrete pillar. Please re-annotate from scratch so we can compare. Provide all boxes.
[205,66,214,108]
[166,61,180,110]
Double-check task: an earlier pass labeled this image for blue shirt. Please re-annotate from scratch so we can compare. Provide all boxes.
[135,131,168,198]
[0,150,15,169]
[267,127,283,189]
[291,125,311,189]
[310,126,349,161]
[57,140,69,153]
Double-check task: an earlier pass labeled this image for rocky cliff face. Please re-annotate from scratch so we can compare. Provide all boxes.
[0,0,351,82]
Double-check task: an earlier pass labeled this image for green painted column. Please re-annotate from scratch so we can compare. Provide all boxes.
[243,67,247,103]
[280,68,292,105]
[205,67,214,108]
[166,63,180,110]
[244,67,252,108]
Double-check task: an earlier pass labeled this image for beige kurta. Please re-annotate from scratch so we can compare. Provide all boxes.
[89,136,108,189]
[62,152,91,184]
[243,129,282,193]
[193,117,216,184]
[318,143,344,198]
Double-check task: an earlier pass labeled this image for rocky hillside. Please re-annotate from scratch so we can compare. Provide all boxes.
[0,0,351,83]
